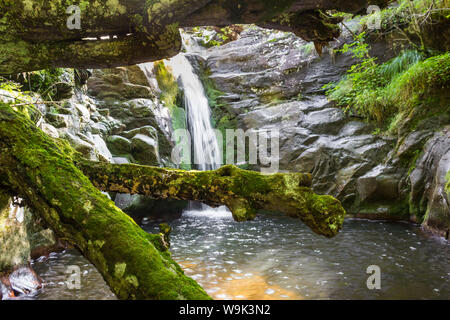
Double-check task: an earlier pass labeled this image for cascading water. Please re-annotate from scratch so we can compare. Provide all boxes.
[165,46,230,215]
[166,54,222,171]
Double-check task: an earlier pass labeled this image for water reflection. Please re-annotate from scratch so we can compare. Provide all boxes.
[28,210,449,300]
[143,210,450,300]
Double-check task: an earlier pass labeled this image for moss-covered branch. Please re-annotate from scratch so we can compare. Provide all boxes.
[0,0,389,74]
[0,102,345,300]
[78,161,345,238]
[0,102,210,300]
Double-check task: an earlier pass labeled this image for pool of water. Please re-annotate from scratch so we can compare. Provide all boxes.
[29,209,449,300]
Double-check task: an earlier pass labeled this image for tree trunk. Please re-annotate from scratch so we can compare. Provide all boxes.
[0,0,388,74]
[79,161,345,238]
[0,102,210,300]
[0,102,345,299]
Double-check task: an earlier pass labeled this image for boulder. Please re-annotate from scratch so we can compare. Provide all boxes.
[106,135,132,155]
[131,134,160,166]
[410,128,450,238]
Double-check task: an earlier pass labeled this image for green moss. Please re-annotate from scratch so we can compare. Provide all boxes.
[0,101,211,300]
[445,170,450,196]
[81,160,345,238]
[153,61,182,118]
[197,67,236,163]
[407,149,422,175]
[326,50,450,134]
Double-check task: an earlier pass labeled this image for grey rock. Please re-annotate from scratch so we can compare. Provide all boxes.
[107,135,132,155]
[92,134,114,162]
[45,113,69,128]
[410,128,450,238]
[131,134,160,166]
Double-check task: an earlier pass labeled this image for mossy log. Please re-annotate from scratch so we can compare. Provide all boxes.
[79,161,345,238]
[0,102,345,299]
[0,102,210,300]
[0,0,388,74]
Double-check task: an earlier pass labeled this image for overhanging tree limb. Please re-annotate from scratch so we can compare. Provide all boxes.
[0,102,210,300]
[0,102,345,298]
[0,0,389,74]
[78,161,345,238]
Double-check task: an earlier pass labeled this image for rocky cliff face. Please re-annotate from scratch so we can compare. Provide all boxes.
[1,22,448,299]
[0,62,184,295]
[187,26,449,238]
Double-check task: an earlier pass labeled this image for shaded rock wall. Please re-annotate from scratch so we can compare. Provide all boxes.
[0,62,186,285]
[187,26,449,238]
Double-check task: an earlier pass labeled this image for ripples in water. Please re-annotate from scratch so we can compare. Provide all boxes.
[29,209,449,300]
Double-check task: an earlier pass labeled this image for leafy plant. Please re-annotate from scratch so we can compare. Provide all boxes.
[324,46,449,134]
[360,0,449,51]
[16,68,66,100]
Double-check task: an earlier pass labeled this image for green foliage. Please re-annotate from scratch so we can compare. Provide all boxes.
[0,76,38,121]
[0,77,21,92]
[360,0,449,51]
[154,61,179,111]
[323,32,383,120]
[445,170,450,195]
[199,68,225,111]
[17,68,66,100]
[325,46,449,133]
[328,11,353,22]
[192,26,241,48]
[377,49,425,80]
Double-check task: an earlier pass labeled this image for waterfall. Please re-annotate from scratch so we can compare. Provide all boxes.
[166,54,222,170]
[166,49,230,217]
[139,34,230,217]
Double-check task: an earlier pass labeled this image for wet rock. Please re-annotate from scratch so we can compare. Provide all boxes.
[87,68,154,101]
[39,122,59,138]
[0,280,13,299]
[8,266,42,296]
[106,135,132,155]
[302,108,347,135]
[123,125,159,140]
[92,134,114,162]
[62,132,98,161]
[397,130,434,159]
[0,197,58,299]
[410,128,450,238]
[357,166,401,202]
[57,70,76,98]
[113,156,133,164]
[191,24,440,224]
[45,113,68,128]
[131,134,160,166]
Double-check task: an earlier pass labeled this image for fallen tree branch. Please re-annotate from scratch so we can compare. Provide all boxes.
[79,161,345,238]
[0,102,345,299]
[0,102,210,300]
